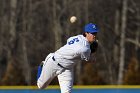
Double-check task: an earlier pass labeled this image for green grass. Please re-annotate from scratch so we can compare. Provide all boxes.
[0,85,140,89]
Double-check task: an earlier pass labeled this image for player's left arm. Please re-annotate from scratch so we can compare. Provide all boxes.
[82,53,96,63]
[79,48,90,61]
[81,40,98,63]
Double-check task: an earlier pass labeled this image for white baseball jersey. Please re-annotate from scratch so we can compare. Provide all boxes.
[54,35,91,68]
[37,35,92,92]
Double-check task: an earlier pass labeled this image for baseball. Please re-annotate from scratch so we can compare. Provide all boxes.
[70,16,77,23]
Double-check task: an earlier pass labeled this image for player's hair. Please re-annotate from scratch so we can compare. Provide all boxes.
[83,33,86,37]
[83,32,97,37]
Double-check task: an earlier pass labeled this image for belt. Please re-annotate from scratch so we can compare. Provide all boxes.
[52,56,65,69]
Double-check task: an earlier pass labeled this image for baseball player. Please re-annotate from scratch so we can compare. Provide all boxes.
[37,23,99,93]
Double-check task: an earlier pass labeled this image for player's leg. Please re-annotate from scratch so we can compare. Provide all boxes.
[37,53,54,80]
[37,58,57,89]
[57,68,74,93]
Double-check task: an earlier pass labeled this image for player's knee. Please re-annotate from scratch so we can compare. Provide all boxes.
[37,81,43,89]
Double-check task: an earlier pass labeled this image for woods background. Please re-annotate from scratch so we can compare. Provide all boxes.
[0,0,140,86]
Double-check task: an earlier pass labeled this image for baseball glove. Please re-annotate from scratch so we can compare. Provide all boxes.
[90,40,98,53]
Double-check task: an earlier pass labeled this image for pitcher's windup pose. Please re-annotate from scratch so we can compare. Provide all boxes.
[37,23,99,93]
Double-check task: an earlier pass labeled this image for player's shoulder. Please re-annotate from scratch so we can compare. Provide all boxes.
[68,34,82,39]
[67,35,82,42]
[77,35,90,47]
[67,34,89,47]
[70,35,85,41]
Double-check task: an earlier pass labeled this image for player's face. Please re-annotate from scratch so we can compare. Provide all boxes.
[86,32,97,43]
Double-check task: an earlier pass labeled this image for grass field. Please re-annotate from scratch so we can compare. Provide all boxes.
[1,85,140,89]
[0,85,140,93]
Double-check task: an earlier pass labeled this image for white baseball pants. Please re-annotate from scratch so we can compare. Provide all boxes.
[37,53,73,93]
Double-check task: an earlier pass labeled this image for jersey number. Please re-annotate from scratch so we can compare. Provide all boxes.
[68,38,79,45]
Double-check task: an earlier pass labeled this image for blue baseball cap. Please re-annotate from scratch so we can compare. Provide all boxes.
[84,23,99,33]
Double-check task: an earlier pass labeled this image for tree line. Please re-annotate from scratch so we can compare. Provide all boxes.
[0,0,140,85]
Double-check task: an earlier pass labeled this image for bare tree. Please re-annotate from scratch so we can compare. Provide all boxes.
[118,0,128,85]
[1,0,18,85]
[113,9,120,84]
[125,38,140,47]
[19,0,31,85]
[125,0,140,49]
[52,0,62,50]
